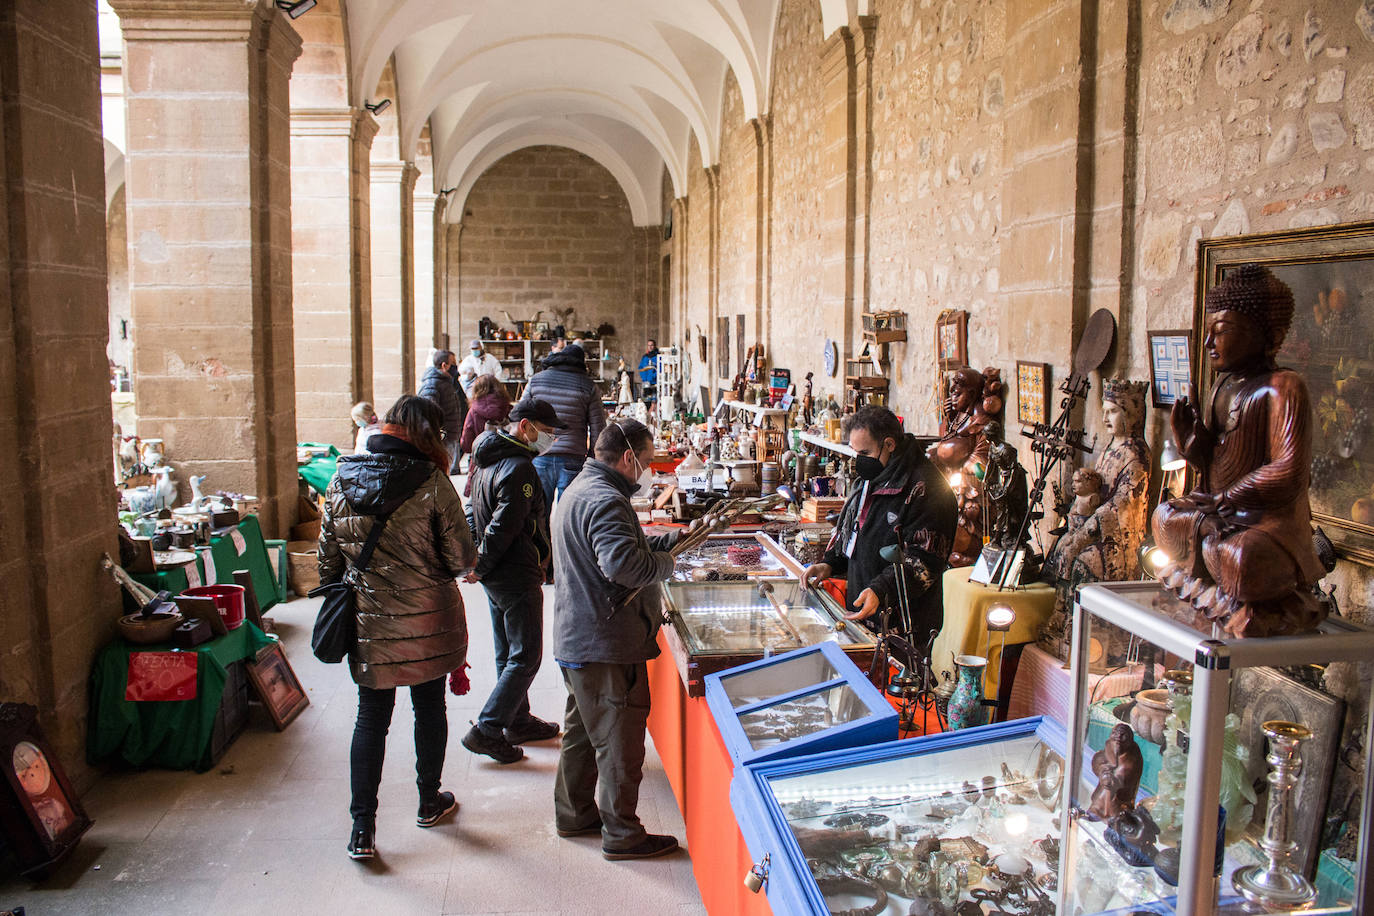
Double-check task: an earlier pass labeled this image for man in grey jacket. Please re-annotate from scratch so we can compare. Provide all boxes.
[551,418,679,861]
[417,349,464,473]
[521,343,606,506]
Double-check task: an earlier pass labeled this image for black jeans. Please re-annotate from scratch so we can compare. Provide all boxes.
[476,580,544,737]
[349,676,447,824]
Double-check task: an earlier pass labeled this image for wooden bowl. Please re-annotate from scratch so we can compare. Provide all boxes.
[118,611,184,645]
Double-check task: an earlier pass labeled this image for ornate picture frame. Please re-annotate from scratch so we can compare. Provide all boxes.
[1196,221,1374,566]
[1147,329,1193,408]
[1015,360,1050,425]
[935,310,968,370]
[246,640,309,730]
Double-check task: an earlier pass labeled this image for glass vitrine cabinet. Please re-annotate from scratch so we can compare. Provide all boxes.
[704,641,897,767]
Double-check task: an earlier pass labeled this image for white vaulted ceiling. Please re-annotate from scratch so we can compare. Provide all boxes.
[344,0,870,226]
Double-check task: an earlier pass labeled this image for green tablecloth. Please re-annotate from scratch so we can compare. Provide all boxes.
[298,442,340,496]
[87,623,274,771]
[133,515,278,613]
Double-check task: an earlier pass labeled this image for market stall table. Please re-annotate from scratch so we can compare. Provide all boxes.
[297,442,339,496]
[930,565,1055,720]
[88,622,274,771]
[132,515,279,613]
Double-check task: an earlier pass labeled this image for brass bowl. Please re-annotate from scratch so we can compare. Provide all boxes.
[118,611,184,645]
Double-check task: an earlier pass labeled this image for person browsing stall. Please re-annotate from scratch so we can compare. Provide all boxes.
[802,406,957,634]
[460,398,564,765]
[551,418,681,861]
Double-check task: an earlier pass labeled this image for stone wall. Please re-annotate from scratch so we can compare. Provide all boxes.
[671,0,1374,612]
[445,146,663,372]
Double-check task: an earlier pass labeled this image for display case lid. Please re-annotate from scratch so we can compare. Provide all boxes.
[663,579,875,656]
[704,641,897,767]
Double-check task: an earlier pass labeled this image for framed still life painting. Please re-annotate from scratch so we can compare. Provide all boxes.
[247,640,309,730]
[1148,330,1193,408]
[1015,361,1050,425]
[935,309,968,370]
[1196,220,1374,565]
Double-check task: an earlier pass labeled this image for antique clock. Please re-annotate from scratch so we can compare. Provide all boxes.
[0,703,91,875]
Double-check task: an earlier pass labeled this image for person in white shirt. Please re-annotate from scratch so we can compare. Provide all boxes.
[351,401,379,454]
[458,339,505,393]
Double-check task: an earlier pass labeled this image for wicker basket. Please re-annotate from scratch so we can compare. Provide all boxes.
[286,540,321,596]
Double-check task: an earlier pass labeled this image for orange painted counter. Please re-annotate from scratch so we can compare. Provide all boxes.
[647,629,772,916]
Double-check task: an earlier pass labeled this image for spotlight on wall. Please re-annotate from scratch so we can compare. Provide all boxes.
[275,0,317,19]
[1159,435,1186,472]
[365,99,392,116]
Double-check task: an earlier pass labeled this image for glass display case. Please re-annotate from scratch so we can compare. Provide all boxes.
[671,532,790,582]
[661,578,878,697]
[704,641,898,767]
[1062,582,1374,915]
[731,717,1074,916]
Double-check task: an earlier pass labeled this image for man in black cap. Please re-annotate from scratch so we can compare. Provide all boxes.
[461,398,565,764]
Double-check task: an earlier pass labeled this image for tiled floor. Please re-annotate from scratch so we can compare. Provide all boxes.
[0,584,705,915]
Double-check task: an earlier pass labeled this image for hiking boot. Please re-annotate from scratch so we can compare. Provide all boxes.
[347,822,376,860]
[505,715,561,745]
[461,724,524,764]
[416,790,458,828]
[602,834,680,861]
[556,818,602,838]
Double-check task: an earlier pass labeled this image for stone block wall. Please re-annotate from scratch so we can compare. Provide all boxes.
[445,146,663,370]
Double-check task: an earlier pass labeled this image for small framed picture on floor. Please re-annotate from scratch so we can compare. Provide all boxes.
[247,640,309,730]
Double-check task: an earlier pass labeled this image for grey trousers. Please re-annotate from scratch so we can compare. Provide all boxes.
[554,662,650,849]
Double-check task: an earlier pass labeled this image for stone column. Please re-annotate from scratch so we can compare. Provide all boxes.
[370,160,419,409]
[113,0,301,536]
[0,0,121,777]
[820,27,858,365]
[412,148,437,371]
[290,107,377,448]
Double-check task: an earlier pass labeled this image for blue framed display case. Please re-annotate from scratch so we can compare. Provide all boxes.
[732,717,1075,916]
[704,641,897,768]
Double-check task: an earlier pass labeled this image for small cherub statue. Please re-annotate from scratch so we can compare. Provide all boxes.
[1069,467,1103,524]
[1089,723,1144,821]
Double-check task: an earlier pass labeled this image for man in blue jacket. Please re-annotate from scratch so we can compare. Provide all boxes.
[551,418,680,861]
[461,398,565,765]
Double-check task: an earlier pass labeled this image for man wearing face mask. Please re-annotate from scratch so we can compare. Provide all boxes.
[551,418,681,860]
[418,349,465,473]
[803,406,958,636]
[460,398,565,764]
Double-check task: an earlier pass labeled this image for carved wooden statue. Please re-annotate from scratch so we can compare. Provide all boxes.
[1089,723,1144,821]
[931,366,1005,567]
[1152,264,1326,638]
[984,421,1030,552]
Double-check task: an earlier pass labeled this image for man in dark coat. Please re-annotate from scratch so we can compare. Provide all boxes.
[418,349,463,473]
[460,399,565,765]
[551,419,680,861]
[803,406,957,642]
[521,343,606,505]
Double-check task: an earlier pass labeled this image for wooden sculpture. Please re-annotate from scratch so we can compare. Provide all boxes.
[1089,723,1144,821]
[1152,264,1326,638]
[931,366,1005,567]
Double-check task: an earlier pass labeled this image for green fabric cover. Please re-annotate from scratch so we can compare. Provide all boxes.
[88,623,274,771]
[132,516,278,613]
[297,442,340,496]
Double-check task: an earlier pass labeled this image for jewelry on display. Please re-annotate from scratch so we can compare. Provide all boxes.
[815,873,889,916]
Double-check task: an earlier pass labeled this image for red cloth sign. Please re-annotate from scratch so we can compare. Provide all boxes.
[125,651,198,702]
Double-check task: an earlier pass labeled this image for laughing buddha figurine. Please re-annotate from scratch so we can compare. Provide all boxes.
[1152,264,1326,638]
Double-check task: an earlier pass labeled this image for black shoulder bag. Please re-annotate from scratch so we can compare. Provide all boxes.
[309,513,391,664]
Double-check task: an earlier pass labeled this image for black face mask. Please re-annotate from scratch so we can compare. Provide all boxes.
[446,365,458,380]
[854,455,884,480]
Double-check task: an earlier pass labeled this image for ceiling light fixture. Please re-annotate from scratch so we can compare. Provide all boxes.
[275,0,316,19]
[364,99,392,116]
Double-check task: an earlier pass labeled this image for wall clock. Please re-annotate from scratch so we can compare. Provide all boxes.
[823,339,838,377]
[0,703,91,875]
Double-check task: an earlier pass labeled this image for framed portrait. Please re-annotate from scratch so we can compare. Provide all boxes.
[1196,221,1374,565]
[1147,330,1193,408]
[0,703,92,875]
[935,310,969,370]
[1015,361,1050,425]
[246,640,309,730]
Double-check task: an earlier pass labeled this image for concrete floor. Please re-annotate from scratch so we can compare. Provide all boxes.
[0,584,705,915]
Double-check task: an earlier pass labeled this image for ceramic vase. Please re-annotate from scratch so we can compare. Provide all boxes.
[947,654,988,730]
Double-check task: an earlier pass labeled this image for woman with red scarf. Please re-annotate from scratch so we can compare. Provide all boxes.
[318,395,475,860]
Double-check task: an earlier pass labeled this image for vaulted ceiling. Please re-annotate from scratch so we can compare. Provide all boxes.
[345,0,869,226]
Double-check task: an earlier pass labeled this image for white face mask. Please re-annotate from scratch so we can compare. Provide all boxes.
[533,430,556,454]
[630,452,653,497]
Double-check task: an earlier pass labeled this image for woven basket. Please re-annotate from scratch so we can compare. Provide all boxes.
[286,540,321,596]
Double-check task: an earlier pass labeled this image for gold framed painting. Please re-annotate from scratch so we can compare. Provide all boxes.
[1196,221,1374,565]
[1015,360,1049,425]
[935,309,968,370]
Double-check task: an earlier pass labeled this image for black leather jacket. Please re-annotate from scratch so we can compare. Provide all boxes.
[466,429,549,585]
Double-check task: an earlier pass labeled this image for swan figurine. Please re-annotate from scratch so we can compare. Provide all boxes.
[190,474,208,508]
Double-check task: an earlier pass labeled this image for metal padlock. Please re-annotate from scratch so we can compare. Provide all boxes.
[744,853,770,893]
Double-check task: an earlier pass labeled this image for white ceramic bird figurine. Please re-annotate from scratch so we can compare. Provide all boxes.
[153,466,177,510]
[190,474,207,508]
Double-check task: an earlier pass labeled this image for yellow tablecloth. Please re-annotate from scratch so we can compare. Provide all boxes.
[931,566,1056,702]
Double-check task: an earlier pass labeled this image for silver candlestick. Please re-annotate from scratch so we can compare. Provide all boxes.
[1232,720,1317,910]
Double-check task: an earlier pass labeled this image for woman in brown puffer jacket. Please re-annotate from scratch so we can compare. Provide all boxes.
[318,395,475,861]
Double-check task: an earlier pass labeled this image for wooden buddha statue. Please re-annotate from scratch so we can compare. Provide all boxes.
[1151,264,1326,637]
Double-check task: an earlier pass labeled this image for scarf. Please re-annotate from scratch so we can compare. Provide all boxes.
[380,423,450,471]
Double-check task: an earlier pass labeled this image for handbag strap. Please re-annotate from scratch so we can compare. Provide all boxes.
[351,512,393,575]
